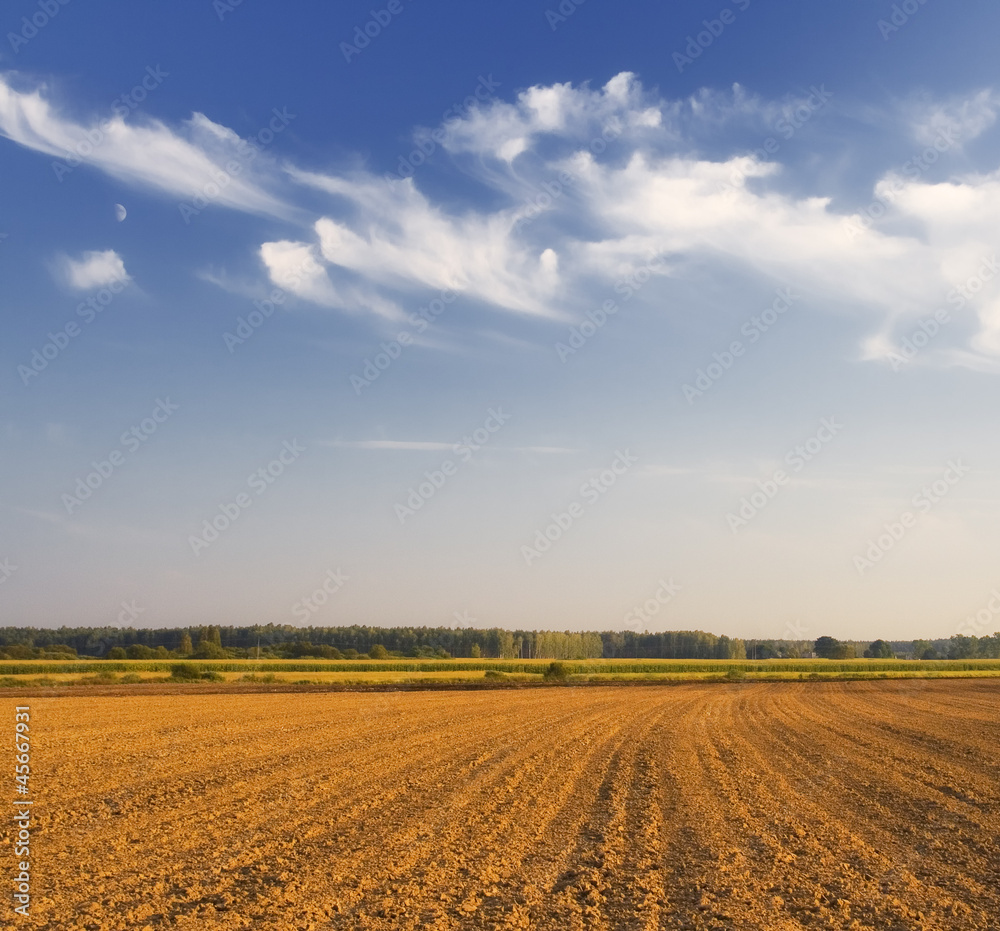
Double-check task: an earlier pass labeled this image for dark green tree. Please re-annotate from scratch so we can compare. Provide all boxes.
[863,639,894,658]
[813,636,842,659]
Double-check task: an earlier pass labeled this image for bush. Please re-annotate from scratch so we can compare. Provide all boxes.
[5,645,37,660]
[484,670,506,680]
[200,671,224,682]
[725,668,746,681]
[342,649,360,660]
[544,662,570,681]
[170,663,203,681]
[192,642,228,659]
[369,644,390,659]
[107,647,127,660]
[121,673,142,684]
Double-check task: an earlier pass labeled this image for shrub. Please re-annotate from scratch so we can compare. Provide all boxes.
[170,663,203,681]
[725,669,746,681]
[107,647,127,660]
[261,673,277,683]
[342,649,360,660]
[544,661,570,681]
[369,644,390,659]
[121,673,142,684]
[484,670,506,680]
[201,671,224,682]
[5,645,37,660]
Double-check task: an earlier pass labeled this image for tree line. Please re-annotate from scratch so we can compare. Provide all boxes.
[0,624,741,660]
[0,624,995,661]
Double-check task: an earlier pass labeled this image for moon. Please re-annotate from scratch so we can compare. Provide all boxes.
[114,203,127,222]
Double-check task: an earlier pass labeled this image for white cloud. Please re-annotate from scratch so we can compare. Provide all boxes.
[908,89,1000,147]
[61,249,129,290]
[258,239,402,320]
[0,76,293,219]
[325,440,454,451]
[435,72,663,163]
[323,439,578,453]
[6,70,1000,367]
[278,168,566,318]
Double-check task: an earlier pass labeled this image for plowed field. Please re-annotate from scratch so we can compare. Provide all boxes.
[9,681,1000,930]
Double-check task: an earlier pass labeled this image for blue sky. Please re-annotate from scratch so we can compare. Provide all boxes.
[3,0,1000,641]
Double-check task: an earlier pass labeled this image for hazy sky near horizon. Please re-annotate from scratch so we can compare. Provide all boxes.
[3,0,1000,641]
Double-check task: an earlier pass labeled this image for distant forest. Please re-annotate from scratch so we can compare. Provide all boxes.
[0,624,996,661]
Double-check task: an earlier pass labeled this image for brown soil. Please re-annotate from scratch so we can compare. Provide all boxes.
[6,680,999,930]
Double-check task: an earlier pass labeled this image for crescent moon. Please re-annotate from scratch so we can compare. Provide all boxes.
[114,203,127,222]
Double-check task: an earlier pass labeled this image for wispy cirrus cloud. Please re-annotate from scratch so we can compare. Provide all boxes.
[323,439,578,453]
[6,70,1000,369]
[0,75,294,219]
